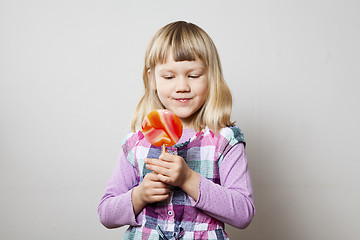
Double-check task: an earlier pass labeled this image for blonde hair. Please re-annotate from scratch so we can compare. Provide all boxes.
[131,21,234,132]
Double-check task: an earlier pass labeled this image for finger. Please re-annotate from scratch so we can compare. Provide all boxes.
[150,194,170,203]
[146,164,170,177]
[158,153,175,162]
[159,153,183,163]
[150,180,171,188]
[144,171,159,180]
[144,172,171,187]
[145,158,171,169]
[154,178,172,188]
[151,187,171,195]
[144,172,166,184]
[157,174,171,184]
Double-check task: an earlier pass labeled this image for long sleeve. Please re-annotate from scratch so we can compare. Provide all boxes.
[97,148,141,228]
[194,142,255,229]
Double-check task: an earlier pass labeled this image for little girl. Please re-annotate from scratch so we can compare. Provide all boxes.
[98,21,255,240]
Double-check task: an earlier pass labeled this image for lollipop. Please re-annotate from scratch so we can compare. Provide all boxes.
[141,109,183,153]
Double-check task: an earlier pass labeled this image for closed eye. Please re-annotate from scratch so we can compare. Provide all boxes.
[189,75,200,79]
[163,76,174,80]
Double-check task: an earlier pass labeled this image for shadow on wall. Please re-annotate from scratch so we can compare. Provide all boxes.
[225,115,303,240]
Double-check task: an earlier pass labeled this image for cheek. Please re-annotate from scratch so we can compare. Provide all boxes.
[156,83,168,97]
[155,76,167,90]
[155,83,170,102]
[202,85,209,96]
[200,89,209,106]
[197,81,209,100]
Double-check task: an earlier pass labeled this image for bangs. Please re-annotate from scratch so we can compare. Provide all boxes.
[147,21,208,67]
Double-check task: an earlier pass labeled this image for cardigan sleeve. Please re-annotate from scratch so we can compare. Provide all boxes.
[194,142,255,229]
[98,134,142,228]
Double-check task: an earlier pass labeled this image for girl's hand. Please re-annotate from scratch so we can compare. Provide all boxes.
[145,153,189,187]
[132,172,171,215]
[145,153,199,200]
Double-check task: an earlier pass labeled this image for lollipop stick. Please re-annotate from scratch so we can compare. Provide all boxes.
[162,144,167,154]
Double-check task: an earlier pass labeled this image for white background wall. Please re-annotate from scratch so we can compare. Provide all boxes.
[1,0,359,239]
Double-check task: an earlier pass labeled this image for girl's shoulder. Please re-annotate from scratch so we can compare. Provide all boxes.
[218,125,246,145]
[213,125,246,158]
[207,125,246,150]
[183,125,245,149]
[120,131,146,167]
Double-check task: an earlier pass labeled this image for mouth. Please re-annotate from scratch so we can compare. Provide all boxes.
[175,98,192,103]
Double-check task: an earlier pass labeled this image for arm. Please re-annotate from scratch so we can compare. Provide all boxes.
[97,150,140,228]
[98,146,171,228]
[194,143,255,229]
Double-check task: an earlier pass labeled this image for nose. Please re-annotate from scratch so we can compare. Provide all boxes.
[175,77,190,92]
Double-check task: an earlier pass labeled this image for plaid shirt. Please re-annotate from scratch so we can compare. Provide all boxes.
[99,126,254,240]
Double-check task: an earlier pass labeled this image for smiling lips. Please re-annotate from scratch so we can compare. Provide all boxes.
[175,98,192,103]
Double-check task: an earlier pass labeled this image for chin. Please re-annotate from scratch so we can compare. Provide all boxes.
[165,105,200,120]
[175,112,192,119]
[176,110,198,120]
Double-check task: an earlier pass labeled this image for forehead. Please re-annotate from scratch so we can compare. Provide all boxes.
[155,51,206,72]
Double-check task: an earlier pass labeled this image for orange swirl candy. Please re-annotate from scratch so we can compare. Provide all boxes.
[141,109,183,148]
